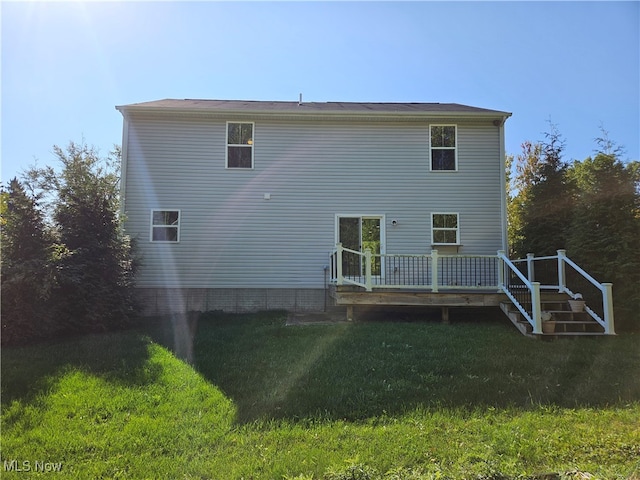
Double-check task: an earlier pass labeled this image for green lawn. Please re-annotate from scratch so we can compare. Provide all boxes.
[2,310,639,479]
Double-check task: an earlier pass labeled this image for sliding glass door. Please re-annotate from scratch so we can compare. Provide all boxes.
[337,216,383,277]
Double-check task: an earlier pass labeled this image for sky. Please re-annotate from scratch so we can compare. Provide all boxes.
[2,1,639,183]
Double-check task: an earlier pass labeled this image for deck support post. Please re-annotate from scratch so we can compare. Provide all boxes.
[364,248,372,292]
[441,306,450,324]
[497,250,505,292]
[336,243,344,286]
[531,281,542,334]
[602,282,615,335]
[526,253,535,283]
[346,305,355,322]
[431,249,439,293]
[557,249,567,294]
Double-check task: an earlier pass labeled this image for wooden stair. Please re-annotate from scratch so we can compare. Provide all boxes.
[500,292,606,338]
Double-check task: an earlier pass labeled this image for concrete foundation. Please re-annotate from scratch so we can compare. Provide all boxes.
[136,287,328,316]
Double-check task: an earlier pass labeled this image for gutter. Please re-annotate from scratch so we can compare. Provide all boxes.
[498,113,512,253]
[117,112,129,218]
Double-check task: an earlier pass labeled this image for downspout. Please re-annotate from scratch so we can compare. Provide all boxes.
[498,114,511,255]
[323,265,329,312]
[117,110,129,218]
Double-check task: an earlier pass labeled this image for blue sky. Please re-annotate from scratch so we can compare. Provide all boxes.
[2,1,638,183]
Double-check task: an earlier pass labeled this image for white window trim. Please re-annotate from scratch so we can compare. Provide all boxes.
[429,124,458,172]
[225,121,255,169]
[150,209,181,243]
[431,212,460,245]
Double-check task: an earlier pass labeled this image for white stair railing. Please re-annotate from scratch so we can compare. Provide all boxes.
[556,251,614,334]
[497,250,542,334]
[517,250,615,335]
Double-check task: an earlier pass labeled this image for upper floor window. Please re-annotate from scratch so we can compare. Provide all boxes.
[226,122,254,169]
[151,209,180,242]
[430,125,457,171]
[431,213,459,245]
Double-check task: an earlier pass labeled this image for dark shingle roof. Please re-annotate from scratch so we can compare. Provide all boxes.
[117,99,511,117]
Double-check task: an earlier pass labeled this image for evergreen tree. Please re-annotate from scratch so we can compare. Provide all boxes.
[509,127,574,257]
[521,127,571,256]
[0,179,54,343]
[26,142,138,334]
[508,126,638,330]
[566,150,640,330]
[508,141,541,256]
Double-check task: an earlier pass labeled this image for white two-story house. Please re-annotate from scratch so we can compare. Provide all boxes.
[116,99,510,314]
[116,99,614,337]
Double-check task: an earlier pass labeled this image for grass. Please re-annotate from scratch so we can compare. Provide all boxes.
[2,309,640,479]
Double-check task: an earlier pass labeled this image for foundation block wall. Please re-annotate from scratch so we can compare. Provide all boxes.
[137,288,329,316]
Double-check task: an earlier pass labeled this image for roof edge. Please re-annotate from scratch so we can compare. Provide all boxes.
[116,99,511,118]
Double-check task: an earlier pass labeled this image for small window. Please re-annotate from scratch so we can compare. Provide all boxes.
[432,213,459,245]
[430,125,457,171]
[151,210,180,242]
[226,122,254,168]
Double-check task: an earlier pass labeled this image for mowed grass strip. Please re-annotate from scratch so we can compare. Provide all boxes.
[2,310,639,479]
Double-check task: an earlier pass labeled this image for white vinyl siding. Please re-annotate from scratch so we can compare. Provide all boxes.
[123,115,504,288]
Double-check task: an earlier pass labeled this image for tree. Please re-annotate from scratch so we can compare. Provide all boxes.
[0,179,55,344]
[25,141,138,335]
[566,141,640,330]
[508,124,639,330]
[509,125,573,257]
[507,141,541,256]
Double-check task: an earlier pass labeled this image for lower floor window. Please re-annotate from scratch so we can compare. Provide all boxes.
[151,210,180,242]
[431,213,459,245]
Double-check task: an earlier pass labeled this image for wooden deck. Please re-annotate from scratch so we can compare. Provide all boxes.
[329,285,507,322]
[330,285,505,307]
[328,248,615,336]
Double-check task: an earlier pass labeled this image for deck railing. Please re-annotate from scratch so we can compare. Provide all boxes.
[330,246,615,335]
[509,250,615,334]
[330,244,499,293]
[497,251,542,334]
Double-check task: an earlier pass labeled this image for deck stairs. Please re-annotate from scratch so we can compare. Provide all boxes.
[500,292,606,337]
